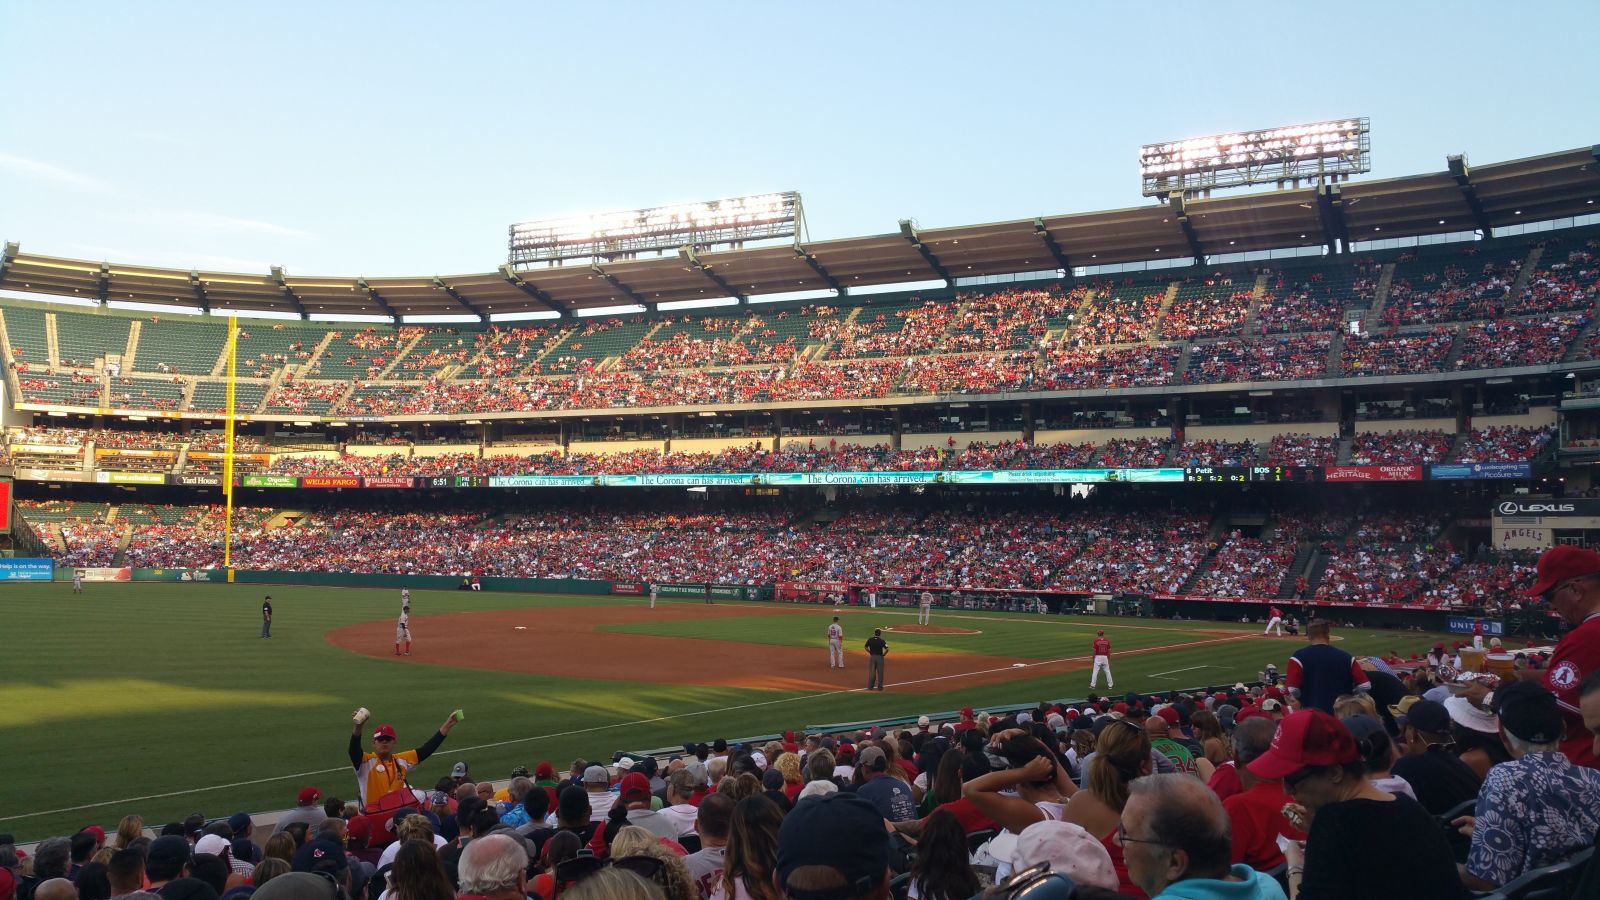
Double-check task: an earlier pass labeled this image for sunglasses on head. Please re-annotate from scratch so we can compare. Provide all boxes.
[555,851,665,887]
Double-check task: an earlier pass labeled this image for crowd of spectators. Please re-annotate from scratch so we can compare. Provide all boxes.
[1160,285,1254,340]
[1173,440,1258,467]
[1453,314,1588,370]
[1340,327,1455,376]
[1517,242,1599,314]
[1035,344,1180,391]
[1184,335,1330,385]
[1382,254,1524,325]
[1264,435,1338,467]
[1348,430,1454,466]
[1190,537,1296,598]
[1455,426,1555,463]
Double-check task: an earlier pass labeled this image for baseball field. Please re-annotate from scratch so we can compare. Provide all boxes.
[0,583,1450,840]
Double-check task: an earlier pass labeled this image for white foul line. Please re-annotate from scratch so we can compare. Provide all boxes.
[0,632,1256,826]
[1149,665,1212,679]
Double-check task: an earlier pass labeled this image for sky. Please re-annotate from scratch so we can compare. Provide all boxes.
[1,1,1596,286]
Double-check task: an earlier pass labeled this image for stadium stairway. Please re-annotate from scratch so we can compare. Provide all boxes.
[1276,541,1316,599]
[1439,322,1470,370]
[1240,272,1271,330]
[1149,281,1181,341]
[1366,262,1398,324]
[1506,245,1543,307]
[44,312,61,367]
[0,311,23,403]
[1335,436,1354,464]
[122,320,142,369]
[373,331,426,379]
[1564,315,1600,363]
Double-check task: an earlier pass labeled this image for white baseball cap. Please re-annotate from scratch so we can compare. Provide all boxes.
[1012,821,1118,891]
[917,715,930,728]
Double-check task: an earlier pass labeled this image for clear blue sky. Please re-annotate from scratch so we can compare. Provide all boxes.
[2,1,1596,280]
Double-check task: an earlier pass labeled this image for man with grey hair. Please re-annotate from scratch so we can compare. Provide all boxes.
[1219,717,1303,873]
[498,776,535,827]
[457,833,528,900]
[1120,774,1284,898]
[22,838,72,899]
[1457,680,1600,891]
[659,767,704,837]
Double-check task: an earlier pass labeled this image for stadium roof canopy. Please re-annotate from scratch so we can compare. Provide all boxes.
[2,146,1596,320]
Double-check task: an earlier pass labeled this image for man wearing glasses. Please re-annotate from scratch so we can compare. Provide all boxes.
[1526,545,1600,769]
[1117,773,1286,899]
[348,708,461,811]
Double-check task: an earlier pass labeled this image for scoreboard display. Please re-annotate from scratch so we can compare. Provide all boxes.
[1184,466,1248,483]
[1184,466,1319,483]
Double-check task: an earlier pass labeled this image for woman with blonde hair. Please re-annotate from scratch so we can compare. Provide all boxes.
[563,866,665,900]
[1332,692,1378,720]
[772,753,804,802]
[113,815,144,851]
[714,795,783,900]
[1063,718,1152,897]
[1189,709,1231,766]
[609,826,696,900]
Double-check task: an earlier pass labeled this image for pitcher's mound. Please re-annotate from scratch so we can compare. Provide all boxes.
[884,624,982,635]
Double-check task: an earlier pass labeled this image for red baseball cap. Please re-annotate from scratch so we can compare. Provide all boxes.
[1156,706,1180,725]
[961,707,974,718]
[1246,710,1359,780]
[1097,630,1105,636]
[1264,686,1283,701]
[81,826,105,843]
[534,761,556,780]
[619,772,652,803]
[298,786,322,805]
[1112,702,1129,715]
[373,724,397,739]
[1528,545,1600,596]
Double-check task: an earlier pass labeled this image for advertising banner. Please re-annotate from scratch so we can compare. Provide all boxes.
[137,568,220,582]
[488,475,598,488]
[15,444,83,455]
[189,452,272,464]
[241,474,299,488]
[1493,498,1600,517]
[79,567,132,582]
[658,583,750,600]
[1155,592,1414,610]
[20,469,86,482]
[1322,465,1424,482]
[1494,525,1553,551]
[173,473,223,487]
[1447,616,1504,637]
[94,448,173,458]
[610,583,645,595]
[0,479,8,530]
[361,476,417,489]
[299,476,361,489]
[1430,462,1533,480]
[0,558,54,580]
[95,471,168,485]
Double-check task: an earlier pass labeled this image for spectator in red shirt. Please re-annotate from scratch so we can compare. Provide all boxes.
[1219,718,1305,873]
[1525,545,1600,768]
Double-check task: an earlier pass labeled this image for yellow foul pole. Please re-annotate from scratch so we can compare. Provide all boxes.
[223,316,238,571]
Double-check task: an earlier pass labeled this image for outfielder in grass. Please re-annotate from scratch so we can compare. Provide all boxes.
[348,706,462,811]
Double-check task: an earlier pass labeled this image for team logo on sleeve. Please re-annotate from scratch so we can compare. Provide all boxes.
[1550,661,1581,690]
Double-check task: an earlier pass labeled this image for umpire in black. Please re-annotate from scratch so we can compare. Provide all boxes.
[865,628,888,691]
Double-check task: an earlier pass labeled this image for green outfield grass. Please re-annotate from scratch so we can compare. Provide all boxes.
[0,583,1449,841]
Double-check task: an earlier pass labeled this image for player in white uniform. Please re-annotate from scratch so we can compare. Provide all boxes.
[1472,618,1484,650]
[395,604,412,656]
[1090,631,1113,689]
[72,570,83,594]
[649,583,658,609]
[1263,605,1284,637]
[868,589,878,609]
[918,591,933,625]
[401,586,410,612]
[827,616,844,668]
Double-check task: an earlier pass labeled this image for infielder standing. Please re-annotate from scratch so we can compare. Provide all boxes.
[827,616,844,668]
[260,595,272,638]
[401,586,410,611]
[72,569,83,594]
[1472,617,1484,650]
[395,604,412,656]
[1264,605,1284,637]
[918,591,934,626]
[649,583,658,609]
[1090,630,1113,689]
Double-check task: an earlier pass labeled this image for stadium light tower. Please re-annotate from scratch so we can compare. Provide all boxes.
[1139,119,1371,199]
[509,191,804,268]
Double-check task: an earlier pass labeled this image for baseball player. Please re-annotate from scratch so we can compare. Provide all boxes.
[72,569,83,594]
[395,604,412,656]
[1090,630,1113,689]
[868,588,878,609]
[260,595,273,638]
[918,590,933,625]
[827,616,844,668]
[1472,617,1484,650]
[649,583,658,609]
[1264,605,1284,637]
[401,586,410,612]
